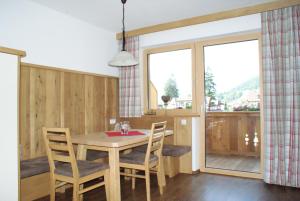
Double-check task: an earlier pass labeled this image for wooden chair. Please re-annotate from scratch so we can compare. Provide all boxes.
[119,122,167,201]
[42,127,110,201]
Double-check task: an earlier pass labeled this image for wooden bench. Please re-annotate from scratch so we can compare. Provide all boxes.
[162,144,191,177]
[86,145,191,178]
[86,144,191,178]
[20,150,107,200]
[20,156,51,201]
[134,144,191,178]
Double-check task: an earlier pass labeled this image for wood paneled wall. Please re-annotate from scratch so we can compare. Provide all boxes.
[120,115,176,146]
[174,117,193,174]
[19,63,118,159]
[206,112,260,157]
[119,116,174,130]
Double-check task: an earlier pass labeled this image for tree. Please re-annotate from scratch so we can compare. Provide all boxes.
[205,67,217,102]
[164,75,179,99]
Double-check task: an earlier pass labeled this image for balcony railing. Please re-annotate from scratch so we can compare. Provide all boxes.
[206,111,260,157]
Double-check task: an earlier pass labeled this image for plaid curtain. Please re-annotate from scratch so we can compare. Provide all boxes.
[262,5,300,187]
[119,36,142,117]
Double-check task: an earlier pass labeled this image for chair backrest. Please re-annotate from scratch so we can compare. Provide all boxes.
[144,121,167,166]
[42,127,79,178]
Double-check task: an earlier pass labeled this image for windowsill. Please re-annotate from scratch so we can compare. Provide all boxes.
[144,109,200,117]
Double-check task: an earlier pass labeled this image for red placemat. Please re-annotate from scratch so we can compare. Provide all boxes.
[105,131,145,137]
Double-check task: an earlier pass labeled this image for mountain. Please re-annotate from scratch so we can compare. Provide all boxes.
[216,76,259,104]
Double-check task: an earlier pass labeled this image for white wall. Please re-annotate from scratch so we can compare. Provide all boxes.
[0,53,19,200]
[192,117,201,171]
[0,1,119,200]
[0,0,119,77]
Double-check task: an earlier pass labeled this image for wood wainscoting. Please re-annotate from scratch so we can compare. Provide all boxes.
[19,63,119,160]
[206,112,260,157]
[119,115,175,145]
[120,115,175,144]
[119,116,174,130]
[174,117,193,174]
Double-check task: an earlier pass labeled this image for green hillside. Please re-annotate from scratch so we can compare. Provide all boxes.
[216,76,259,103]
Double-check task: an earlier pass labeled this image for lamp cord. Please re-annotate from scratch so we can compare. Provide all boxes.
[122,2,126,51]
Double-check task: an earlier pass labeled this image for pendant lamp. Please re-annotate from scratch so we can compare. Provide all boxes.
[108,0,138,67]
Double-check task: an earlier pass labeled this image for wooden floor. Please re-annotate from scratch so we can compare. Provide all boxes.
[35,173,300,201]
[206,153,260,173]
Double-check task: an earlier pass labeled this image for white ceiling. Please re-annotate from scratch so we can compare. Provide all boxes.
[31,0,274,32]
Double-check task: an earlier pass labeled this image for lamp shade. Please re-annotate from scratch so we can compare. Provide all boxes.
[108,51,138,67]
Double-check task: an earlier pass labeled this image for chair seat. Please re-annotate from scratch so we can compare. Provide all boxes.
[86,150,108,161]
[134,144,191,157]
[20,156,49,179]
[55,160,109,177]
[120,151,158,165]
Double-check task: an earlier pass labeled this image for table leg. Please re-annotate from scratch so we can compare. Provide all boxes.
[77,145,87,160]
[157,156,166,195]
[123,149,132,181]
[76,145,86,201]
[160,159,166,186]
[108,147,121,201]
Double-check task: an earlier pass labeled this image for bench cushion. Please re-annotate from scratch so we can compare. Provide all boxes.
[162,145,191,157]
[120,151,158,165]
[133,144,147,153]
[86,150,108,161]
[20,156,50,179]
[55,160,109,177]
[134,144,191,157]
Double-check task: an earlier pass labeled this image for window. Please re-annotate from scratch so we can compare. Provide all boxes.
[143,34,260,117]
[144,44,197,115]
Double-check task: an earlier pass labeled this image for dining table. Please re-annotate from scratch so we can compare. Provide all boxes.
[71,129,173,201]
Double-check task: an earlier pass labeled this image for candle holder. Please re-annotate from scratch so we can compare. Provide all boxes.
[121,121,130,135]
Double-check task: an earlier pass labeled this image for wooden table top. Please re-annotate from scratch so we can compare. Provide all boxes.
[72,129,173,148]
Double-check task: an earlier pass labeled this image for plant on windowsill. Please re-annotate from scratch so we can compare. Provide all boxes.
[161,95,171,108]
[163,74,179,109]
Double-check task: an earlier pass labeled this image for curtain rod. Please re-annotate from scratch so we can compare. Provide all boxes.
[116,0,300,40]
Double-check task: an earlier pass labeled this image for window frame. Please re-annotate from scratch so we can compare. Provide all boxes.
[143,43,200,116]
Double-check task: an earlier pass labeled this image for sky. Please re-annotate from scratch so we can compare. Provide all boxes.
[204,40,259,93]
[149,49,192,106]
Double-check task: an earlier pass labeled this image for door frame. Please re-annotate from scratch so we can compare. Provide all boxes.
[197,32,264,179]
